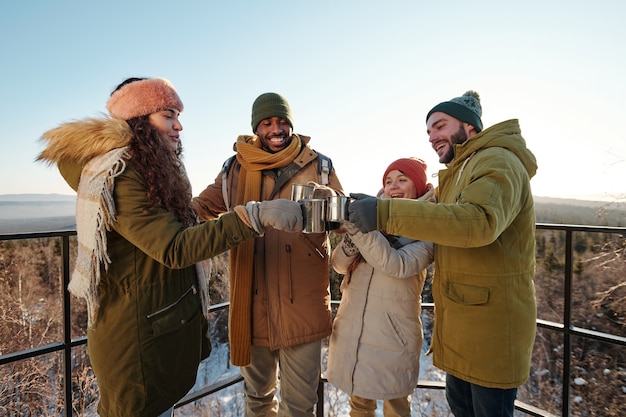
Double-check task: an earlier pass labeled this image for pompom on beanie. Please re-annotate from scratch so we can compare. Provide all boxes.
[383,157,429,198]
[251,92,294,132]
[426,90,483,133]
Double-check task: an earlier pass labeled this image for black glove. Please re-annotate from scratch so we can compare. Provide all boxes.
[348,193,378,233]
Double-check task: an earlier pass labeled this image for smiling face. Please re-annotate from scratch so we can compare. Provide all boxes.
[148,108,183,151]
[383,169,419,199]
[426,111,474,164]
[255,116,293,153]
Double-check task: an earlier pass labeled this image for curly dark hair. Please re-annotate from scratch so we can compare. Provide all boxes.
[125,116,197,227]
[109,77,196,227]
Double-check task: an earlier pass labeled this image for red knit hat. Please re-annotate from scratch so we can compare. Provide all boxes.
[382,158,428,197]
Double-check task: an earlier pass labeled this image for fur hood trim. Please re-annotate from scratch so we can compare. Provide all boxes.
[37,116,133,165]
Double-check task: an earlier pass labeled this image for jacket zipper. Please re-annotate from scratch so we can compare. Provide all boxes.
[286,244,293,303]
[146,284,197,319]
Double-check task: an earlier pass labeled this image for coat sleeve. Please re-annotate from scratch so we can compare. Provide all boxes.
[113,169,256,269]
[350,231,433,278]
[192,169,228,221]
[381,148,529,248]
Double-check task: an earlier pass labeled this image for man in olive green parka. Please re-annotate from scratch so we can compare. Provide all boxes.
[348,91,538,417]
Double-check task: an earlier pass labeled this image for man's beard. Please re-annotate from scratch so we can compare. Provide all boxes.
[441,125,468,164]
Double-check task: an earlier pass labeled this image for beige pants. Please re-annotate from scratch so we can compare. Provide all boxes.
[349,394,411,417]
[240,340,322,417]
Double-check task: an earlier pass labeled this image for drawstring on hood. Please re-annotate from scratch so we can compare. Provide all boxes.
[456,151,476,186]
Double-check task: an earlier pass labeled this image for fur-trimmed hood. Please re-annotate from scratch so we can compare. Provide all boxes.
[37,116,132,165]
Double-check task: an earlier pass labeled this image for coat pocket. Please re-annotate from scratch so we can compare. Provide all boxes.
[301,234,328,262]
[385,312,407,348]
[146,285,202,337]
[444,281,489,305]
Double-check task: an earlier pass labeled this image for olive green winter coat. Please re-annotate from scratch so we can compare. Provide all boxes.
[39,117,257,417]
[80,166,255,417]
[376,119,538,389]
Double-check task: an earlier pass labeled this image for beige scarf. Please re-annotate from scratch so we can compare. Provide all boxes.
[229,134,301,366]
[69,147,129,327]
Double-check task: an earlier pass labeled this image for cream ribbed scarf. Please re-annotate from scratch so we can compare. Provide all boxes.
[69,147,128,327]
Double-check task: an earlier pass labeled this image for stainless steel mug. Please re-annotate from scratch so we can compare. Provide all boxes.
[300,198,326,233]
[326,195,352,222]
[291,184,315,201]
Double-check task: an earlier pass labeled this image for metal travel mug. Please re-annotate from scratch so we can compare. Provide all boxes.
[326,195,352,222]
[325,195,352,230]
[291,184,315,201]
[300,198,326,233]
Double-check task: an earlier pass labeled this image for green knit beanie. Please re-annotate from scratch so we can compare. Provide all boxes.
[250,92,294,132]
[426,90,483,133]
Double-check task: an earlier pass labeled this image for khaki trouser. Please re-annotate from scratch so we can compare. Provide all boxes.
[349,394,411,417]
[240,340,322,417]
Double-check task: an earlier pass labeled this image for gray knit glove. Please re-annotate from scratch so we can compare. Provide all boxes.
[246,199,303,236]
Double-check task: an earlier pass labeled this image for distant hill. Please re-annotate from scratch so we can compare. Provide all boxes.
[0,194,75,202]
[533,196,626,226]
[533,196,626,209]
[0,194,624,234]
[0,194,76,234]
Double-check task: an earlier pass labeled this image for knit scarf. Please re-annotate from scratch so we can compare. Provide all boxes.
[69,147,129,327]
[229,134,302,366]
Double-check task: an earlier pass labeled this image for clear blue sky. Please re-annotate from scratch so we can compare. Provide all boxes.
[2,0,625,201]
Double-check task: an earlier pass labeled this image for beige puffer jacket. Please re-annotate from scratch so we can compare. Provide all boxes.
[327,190,435,399]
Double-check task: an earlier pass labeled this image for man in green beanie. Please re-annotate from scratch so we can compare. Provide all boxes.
[348,91,538,417]
[193,92,344,417]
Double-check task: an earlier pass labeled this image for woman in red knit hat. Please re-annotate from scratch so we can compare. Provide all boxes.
[327,157,435,417]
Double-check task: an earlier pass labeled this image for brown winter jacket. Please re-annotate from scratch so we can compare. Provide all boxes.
[193,135,344,359]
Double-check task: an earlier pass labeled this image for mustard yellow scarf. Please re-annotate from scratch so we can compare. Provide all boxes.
[229,134,301,366]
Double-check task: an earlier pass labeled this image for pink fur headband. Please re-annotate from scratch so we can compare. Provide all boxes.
[106,78,184,120]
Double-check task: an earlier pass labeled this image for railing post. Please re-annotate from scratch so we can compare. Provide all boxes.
[316,378,324,417]
[62,235,73,417]
[561,230,573,417]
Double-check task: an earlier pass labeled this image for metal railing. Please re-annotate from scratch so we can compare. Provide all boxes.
[1,223,625,416]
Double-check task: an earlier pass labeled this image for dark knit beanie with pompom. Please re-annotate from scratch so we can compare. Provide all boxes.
[426,90,483,132]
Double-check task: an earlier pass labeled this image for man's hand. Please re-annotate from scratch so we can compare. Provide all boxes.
[348,193,378,233]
